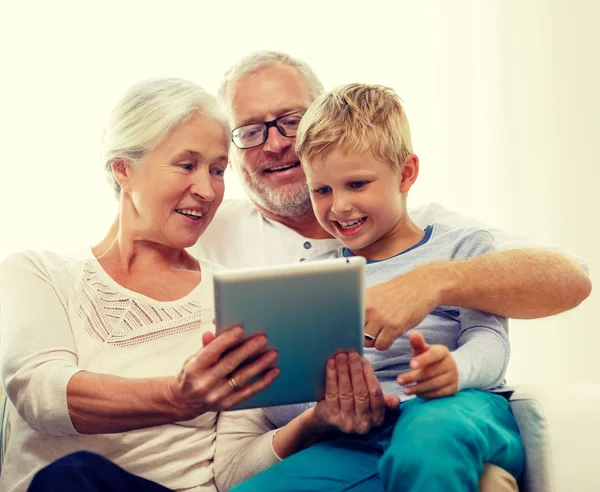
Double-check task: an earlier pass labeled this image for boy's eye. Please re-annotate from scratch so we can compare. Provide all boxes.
[312,186,331,195]
[349,181,367,189]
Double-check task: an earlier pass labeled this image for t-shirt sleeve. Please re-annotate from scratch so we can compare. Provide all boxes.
[0,252,82,436]
[411,202,589,274]
[448,231,510,391]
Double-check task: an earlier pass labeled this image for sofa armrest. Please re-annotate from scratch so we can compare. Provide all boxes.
[510,384,600,492]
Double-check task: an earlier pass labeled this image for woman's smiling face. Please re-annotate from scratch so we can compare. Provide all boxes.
[119,113,229,249]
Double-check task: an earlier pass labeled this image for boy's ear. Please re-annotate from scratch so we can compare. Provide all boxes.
[399,154,419,193]
[111,158,134,194]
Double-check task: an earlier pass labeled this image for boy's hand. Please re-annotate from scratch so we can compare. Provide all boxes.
[397,332,459,399]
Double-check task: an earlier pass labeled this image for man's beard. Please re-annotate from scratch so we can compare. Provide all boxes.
[237,161,313,218]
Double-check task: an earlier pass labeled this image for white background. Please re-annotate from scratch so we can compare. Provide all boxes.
[1,0,598,384]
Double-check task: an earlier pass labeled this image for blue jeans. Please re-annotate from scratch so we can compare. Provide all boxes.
[232,390,524,492]
[28,451,171,491]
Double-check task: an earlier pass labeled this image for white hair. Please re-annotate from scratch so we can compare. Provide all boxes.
[218,50,324,109]
[102,78,230,198]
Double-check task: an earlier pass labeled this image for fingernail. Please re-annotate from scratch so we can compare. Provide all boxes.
[397,377,405,385]
[254,336,268,347]
[410,360,419,369]
[403,387,412,394]
[327,359,335,369]
[232,326,243,338]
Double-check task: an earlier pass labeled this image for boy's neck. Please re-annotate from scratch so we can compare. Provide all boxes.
[349,217,426,261]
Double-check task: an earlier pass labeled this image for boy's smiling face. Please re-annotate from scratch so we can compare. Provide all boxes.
[305,149,420,260]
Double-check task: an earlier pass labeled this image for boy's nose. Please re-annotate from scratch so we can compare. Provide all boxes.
[263,126,292,154]
[331,194,353,215]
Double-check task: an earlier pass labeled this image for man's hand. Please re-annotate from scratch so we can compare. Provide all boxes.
[364,266,443,351]
[311,352,399,435]
[397,332,459,399]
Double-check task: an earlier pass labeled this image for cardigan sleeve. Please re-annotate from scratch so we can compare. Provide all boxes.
[0,252,82,435]
[214,408,281,491]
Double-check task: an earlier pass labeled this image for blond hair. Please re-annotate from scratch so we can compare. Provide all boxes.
[296,83,413,171]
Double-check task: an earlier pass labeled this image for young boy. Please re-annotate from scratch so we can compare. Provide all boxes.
[236,84,525,492]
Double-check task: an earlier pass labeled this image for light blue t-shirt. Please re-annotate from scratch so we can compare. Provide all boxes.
[264,223,510,428]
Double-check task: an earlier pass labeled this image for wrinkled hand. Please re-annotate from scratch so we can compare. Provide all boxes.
[364,266,442,351]
[312,352,400,435]
[167,326,279,417]
[397,332,459,399]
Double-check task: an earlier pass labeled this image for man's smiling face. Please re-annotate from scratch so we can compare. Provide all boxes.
[228,63,314,217]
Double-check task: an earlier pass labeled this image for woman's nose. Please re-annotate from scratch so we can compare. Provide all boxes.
[191,174,216,201]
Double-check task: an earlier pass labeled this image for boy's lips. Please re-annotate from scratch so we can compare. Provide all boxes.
[333,217,367,237]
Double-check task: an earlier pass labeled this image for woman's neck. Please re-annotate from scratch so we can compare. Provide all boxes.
[94,203,197,273]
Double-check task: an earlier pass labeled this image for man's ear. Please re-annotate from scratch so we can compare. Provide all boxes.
[399,154,419,193]
[110,158,133,193]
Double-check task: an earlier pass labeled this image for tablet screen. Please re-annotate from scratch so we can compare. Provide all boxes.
[214,256,366,410]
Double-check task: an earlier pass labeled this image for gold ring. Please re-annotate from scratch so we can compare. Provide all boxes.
[228,376,240,391]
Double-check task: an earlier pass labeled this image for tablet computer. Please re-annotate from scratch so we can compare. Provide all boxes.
[214,256,366,410]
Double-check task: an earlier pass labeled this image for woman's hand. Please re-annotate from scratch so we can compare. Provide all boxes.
[397,331,459,399]
[167,326,280,417]
[311,352,399,435]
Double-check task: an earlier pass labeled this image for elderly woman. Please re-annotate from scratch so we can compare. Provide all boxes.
[0,78,394,492]
[0,78,278,491]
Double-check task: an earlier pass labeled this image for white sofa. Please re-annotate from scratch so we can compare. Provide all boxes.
[510,384,600,492]
[1,384,600,490]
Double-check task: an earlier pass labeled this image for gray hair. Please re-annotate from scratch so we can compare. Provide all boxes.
[218,51,324,111]
[102,77,230,199]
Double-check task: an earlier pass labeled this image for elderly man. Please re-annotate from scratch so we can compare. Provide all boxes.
[193,50,590,351]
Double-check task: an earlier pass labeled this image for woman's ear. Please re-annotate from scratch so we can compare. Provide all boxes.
[110,158,133,194]
[399,154,419,193]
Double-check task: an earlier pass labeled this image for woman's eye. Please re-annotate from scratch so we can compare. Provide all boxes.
[179,163,194,171]
[349,181,367,189]
[211,168,226,177]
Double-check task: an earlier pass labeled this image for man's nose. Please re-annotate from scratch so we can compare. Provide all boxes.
[262,126,292,154]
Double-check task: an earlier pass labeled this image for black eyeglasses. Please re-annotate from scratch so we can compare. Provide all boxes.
[231,111,304,149]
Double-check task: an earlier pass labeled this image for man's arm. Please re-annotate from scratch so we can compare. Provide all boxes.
[435,248,591,318]
[367,248,592,351]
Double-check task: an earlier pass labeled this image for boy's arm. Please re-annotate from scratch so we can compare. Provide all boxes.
[396,231,511,395]
[398,312,508,397]
[451,310,509,391]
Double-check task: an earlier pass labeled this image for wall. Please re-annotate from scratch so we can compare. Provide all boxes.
[1,0,598,383]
